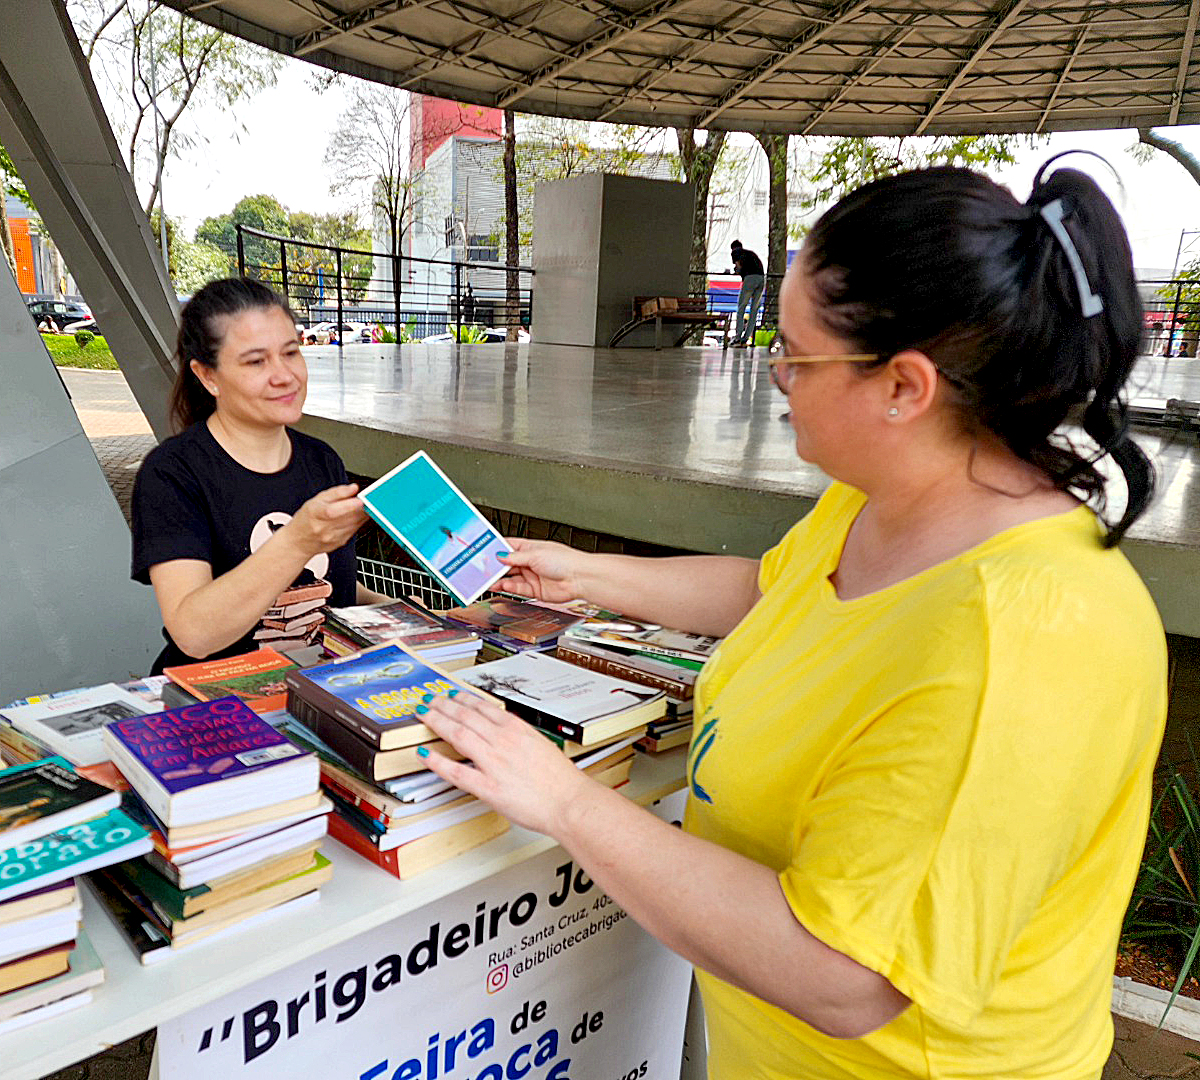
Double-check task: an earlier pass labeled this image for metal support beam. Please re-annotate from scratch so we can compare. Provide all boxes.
[295,0,435,57]
[1036,22,1091,133]
[1170,0,1200,123]
[496,0,692,109]
[913,0,1032,135]
[695,0,873,128]
[0,0,177,439]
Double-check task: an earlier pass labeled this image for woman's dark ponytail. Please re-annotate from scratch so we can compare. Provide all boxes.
[804,159,1154,547]
[169,278,297,433]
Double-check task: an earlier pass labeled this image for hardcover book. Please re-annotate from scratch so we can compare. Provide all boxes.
[0,757,119,850]
[101,697,317,828]
[563,617,721,664]
[326,599,479,651]
[164,647,299,714]
[285,642,486,751]
[0,686,150,767]
[457,652,667,745]
[0,806,151,903]
[359,450,510,605]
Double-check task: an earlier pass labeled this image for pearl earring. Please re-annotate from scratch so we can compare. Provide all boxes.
[887,407,899,417]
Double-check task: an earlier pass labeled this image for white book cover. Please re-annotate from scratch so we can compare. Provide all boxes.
[459,652,664,725]
[1,685,150,767]
[0,988,93,1035]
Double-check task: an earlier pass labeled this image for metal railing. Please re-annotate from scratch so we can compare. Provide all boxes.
[235,224,534,342]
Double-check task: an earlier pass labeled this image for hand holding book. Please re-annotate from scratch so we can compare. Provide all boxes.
[493,538,593,605]
[284,484,370,559]
[415,692,593,836]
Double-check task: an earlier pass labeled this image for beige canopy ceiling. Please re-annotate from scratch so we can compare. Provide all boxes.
[163,0,1200,135]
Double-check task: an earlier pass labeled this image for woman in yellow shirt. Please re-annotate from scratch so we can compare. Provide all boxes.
[417,158,1167,1079]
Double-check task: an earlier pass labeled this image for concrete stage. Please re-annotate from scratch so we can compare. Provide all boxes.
[295,343,1200,636]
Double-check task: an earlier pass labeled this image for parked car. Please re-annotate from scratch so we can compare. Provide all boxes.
[63,317,102,338]
[28,299,92,333]
[420,327,530,344]
[300,321,368,345]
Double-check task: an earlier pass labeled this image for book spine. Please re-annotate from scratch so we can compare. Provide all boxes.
[555,646,692,698]
[327,811,402,878]
[318,769,392,828]
[284,693,380,777]
[489,695,583,743]
[284,673,384,750]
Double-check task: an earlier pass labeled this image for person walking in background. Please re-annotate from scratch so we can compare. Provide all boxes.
[730,239,766,347]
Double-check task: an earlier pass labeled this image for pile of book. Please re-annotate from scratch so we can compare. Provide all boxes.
[0,757,151,1031]
[283,644,509,878]
[0,678,170,790]
[442,596,585,661]
[161,646,299,713]
[88,697,331,964]
[456,649,670,782]
[254,577,332,653]
[556,616,718,754]
[323,598,482,670]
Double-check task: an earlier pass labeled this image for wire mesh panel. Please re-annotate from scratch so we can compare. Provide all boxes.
[356,558,458,611]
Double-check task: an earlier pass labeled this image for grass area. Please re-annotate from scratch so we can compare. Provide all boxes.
[41,333,119,370]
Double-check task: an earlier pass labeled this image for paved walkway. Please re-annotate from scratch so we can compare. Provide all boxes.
[49,368,1200,1080]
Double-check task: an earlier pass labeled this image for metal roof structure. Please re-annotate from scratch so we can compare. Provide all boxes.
[164,1,1200,136]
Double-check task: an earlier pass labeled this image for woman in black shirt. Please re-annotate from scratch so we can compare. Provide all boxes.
[132,279,382,672]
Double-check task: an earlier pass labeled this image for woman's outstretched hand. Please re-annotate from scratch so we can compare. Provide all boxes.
[495,538,593,604]
[416,691,594,837]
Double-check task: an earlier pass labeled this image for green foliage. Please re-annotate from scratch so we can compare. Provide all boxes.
[1159,259,1200,314]
[73,329,95,348]
[173,234,229,294]
[453,323,488,344]
[286,211,373,304]
[1123,763,1200,1025]
[0,143,29,204]
[196,193,289,273]
[43,334,117,370]
[378,324,397,344]
[797,134,1032,215]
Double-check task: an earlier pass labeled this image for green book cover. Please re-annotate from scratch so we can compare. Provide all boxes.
[0,806,151,902]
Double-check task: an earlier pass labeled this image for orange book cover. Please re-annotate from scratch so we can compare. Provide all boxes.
[164,647,298,714]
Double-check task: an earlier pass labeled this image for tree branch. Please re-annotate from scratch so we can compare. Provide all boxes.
[1139,127,1200,188]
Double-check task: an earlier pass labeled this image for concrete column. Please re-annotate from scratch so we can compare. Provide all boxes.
[532,174,695,347]
[0,0,178,439]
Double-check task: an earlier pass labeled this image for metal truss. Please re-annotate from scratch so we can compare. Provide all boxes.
[161,0,1200,134]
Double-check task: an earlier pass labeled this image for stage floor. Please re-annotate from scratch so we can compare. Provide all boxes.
[298,343,1200,633]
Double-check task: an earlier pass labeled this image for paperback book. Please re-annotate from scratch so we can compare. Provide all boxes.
[563,618,721,664]
[102,697,316,828]
[458,652,667,745]
[285,642,485,751]
[326,599,479,652]
[0,685,150,768]
[0,930,103,1025]
[163,647,299,714]
[359,450,509,605]
[0,757,119,851]
[443,597,583,646]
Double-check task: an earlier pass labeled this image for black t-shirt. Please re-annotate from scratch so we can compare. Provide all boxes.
[131,422,357,672]
[732,248,764,278]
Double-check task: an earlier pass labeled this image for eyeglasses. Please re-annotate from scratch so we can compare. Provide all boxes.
[768,354,878,395]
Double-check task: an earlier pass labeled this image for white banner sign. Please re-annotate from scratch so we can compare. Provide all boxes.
[159,793,691,1080]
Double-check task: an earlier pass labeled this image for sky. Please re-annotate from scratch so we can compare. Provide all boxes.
[135,52,1200,277]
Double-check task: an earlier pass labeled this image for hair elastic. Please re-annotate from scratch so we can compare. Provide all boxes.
[1038,198,1104,318]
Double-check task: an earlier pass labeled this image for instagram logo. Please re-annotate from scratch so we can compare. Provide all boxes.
[486,964,509,994]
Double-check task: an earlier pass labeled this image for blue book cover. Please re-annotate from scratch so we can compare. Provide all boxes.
[287,644,479,750]
[101,696,309,797]
[359,450,509,605]
[0,805,151,902]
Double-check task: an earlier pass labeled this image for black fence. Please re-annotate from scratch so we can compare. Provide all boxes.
[235,225,534,342]
[1142,280,1200,357]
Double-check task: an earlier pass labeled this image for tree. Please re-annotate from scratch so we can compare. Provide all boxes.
[196,193,290,275]
[286,211,373,305]
[504,109,520,341]
[325,83,416,323]
[69,1,280,221]
[1136,128,1200,189]
[676,128,728,279]
[171,234,227,294]
[754,133,790,328]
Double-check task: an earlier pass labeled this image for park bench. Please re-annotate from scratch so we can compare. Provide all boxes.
[608,295,729,350]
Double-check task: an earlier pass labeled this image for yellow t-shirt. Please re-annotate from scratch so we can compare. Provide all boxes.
[683,482,1166,1080]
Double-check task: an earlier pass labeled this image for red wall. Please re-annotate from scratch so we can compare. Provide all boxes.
[411,95,502,174]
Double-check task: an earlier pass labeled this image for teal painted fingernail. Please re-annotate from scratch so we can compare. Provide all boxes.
[421,693,433,703]
[415,704,429,714]
[417,746,430,758]
[497,550,510,558]
[448,688,459,698]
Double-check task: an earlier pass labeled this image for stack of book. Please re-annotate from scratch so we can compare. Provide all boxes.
[557,616,718,753]
[284,644,509,878]
[162,646,299,712]
[442,596,585,661]
[323,598,482,669]
[457,651,669,782]
[0,757,151,1031]
[90,697,330,964]
[253,578,332,653]
[0,679,170,790]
